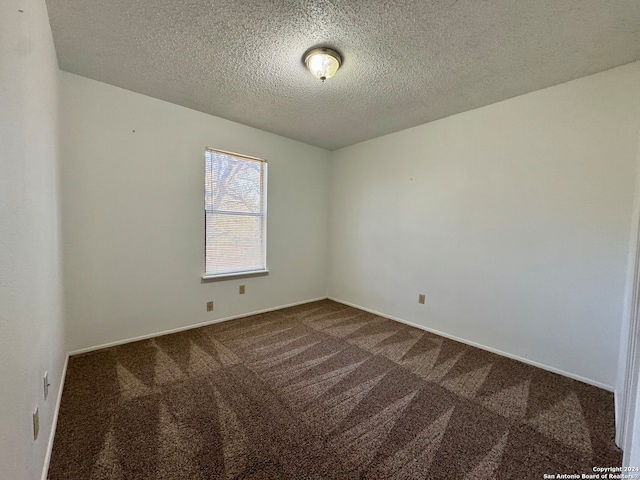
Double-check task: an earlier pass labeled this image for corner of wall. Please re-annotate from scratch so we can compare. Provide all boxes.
[616,126,640,451]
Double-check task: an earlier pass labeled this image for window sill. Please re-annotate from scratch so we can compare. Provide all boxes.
[201,269,269,282]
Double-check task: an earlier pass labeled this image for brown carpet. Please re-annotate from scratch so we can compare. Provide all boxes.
[48,299,621,479]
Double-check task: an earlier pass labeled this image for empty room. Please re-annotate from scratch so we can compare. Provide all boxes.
[3,0,640,479]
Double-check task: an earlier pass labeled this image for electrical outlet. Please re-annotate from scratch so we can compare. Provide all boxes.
[43,372,49,400]
[239,285,245,295]
[33,407,39,440]
[206,301,214,312]
[418,294,425,304]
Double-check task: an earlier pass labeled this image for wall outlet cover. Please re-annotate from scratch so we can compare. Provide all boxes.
[239,285,245,294]
[206,301,214,312]
[418,294,425,304]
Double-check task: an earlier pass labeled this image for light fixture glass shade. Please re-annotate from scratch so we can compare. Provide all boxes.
[304,48,342,82]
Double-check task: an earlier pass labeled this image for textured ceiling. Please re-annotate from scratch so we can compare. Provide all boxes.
[46,0,640,150]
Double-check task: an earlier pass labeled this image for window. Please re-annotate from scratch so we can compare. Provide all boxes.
[204,148,267,278]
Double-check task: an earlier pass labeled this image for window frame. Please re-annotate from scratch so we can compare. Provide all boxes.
[202,147,268,281]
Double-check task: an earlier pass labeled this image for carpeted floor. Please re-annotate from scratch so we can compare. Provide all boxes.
[48,299,621,479]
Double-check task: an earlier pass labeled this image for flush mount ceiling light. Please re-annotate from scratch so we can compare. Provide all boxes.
[304,47,342,82]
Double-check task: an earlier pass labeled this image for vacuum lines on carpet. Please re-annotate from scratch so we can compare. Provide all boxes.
[48,299,620,479]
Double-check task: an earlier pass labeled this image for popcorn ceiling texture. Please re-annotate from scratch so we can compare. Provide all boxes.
[46,0,640,150]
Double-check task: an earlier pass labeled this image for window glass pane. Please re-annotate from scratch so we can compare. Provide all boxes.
[205,149,267,276]
[206,151,263,214]
[205,212,264,274]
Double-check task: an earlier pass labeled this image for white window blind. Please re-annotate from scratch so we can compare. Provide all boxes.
[204,148,267,277]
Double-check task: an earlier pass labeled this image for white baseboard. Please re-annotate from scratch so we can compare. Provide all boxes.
[43,294,613,480]
[69,297,328,356]
[329,297,613,392]
[41,353,69,480]
[43,297,328,478]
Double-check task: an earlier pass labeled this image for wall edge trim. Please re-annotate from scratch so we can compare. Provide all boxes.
[68,297,328,356]
[329,297,613,392]
[41,353,69,480]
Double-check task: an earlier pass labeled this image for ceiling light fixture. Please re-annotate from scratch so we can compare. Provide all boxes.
[304,47,342,82]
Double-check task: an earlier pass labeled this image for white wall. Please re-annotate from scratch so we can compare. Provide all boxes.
[329,62,640,389]
[0,1,66,479]
[60,72,330,351]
